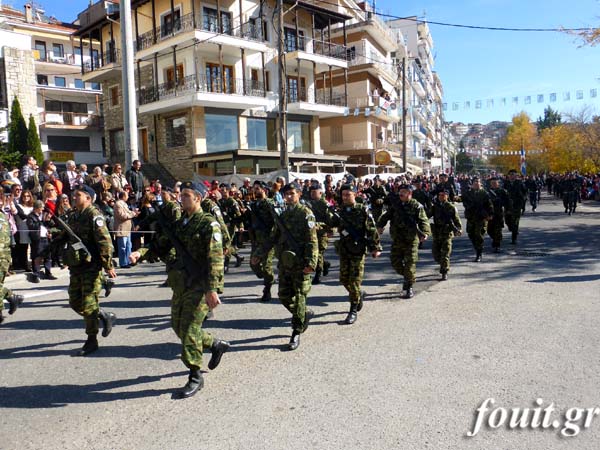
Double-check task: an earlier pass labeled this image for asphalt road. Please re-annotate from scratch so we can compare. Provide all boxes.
[1,193,600,450]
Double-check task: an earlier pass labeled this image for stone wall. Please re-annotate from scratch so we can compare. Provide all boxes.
[2,47,37,122]
[155,109,196,181]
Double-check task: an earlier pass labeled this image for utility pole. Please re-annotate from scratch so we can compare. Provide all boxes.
[440,118,444,173]
[277,0,288,171]
[120,0,138,168]
[401,56,407,173]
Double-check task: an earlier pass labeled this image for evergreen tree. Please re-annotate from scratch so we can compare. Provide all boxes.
[7,97,28,158]
[27,114,44,163]
[536,106,562,132]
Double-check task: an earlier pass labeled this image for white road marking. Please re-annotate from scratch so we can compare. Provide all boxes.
[23,290,64,299]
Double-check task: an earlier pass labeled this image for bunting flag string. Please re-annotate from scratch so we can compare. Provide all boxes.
[457,149,548,155]
[443,88,599,112]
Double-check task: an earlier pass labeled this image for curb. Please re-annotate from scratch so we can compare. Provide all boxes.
[4,267,71,287]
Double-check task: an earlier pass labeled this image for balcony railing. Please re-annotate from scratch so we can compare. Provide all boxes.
[347,42,398,81]
[286,87,346,106]
[136,12,266,51]
[35,54,78,65]
[138,74,266,105]
[285,37,348,62]
[83,48,121,73]
[42,112,102,127]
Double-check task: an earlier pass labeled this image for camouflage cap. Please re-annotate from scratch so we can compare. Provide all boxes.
[180,181,208,197]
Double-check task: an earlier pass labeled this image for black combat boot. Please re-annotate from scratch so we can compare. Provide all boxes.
[357,290,366,312]
[312,268,322,285]
[8,294,24,315]
[104,278,115,297]
[77,335,99,356]
[302,309,314,332]
[511,232,517,245]
[260,283,272,302]
[474,251,482,262]
[224,256,230,273]
[208,339,231,370]
[345,303,358,325]
[0,311,4,324]
[234,254,244,268]
[440,271,448,281]
[288,331,301,351]
[180,369,204,398]
[99,309,117,337]
[322,261,330,277]
[44,268,58,280]
[29,271,40,284]
[403,285,415,299]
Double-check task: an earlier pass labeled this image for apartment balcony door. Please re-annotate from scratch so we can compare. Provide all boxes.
[162,9,181,37]
[206,63,234,94]
[287,76,306,103]
[202,7,233,35]
[284,27,305,52]
[166,64,185,89]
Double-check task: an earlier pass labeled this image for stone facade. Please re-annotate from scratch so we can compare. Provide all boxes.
[2,47,37,122]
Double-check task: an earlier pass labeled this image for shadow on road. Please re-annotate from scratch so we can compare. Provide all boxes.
[0,371,186,408]
[528,273,600,283]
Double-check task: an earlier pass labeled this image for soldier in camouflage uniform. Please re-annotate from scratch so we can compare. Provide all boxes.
[487,177,510,252]
[131,182,230,398]
[247,181,276,302]
[364,176,387,223]
[220,185,244,270]
[308,183,333,285]
[252,182,318,350]
[58,185,117,356]
[377,185,431,299]
[411,177,432,213]
[504,169,527,244]
[331,184,381,324]
[428,190,462,280]
[0,212,24,325]
[462,177,494,262]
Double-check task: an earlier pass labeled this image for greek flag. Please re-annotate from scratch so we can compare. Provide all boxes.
[520,146,527,176]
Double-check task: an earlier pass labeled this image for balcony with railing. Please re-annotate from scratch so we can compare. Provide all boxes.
[82,48,121,81]
[284,36,348,71]
[346,95,400,121]
[346,41,398,84]
[138,73,271,113]
[41,111,103,128]
[286,86,347,117]
[35,53,78,65]
[135,12,267,56]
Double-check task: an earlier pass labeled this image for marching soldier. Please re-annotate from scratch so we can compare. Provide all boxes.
[130,182,230,398]
[331,184,381,324]
[252,182,318,350]
[487,177,510,252]
[365,176,388,223]
[0,212,24,325]
[377,184,431,299]
[247,181,276,302]
[428,189,462,280]
[308,183,333,285]
[462,177,494,262]
[412,177,432,213]
[504,169,527,244]
[58,185,117,356]
[220,185,244,271]
[432,173,456,201]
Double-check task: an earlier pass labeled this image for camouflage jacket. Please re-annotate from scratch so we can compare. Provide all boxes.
[247,198,275,242]
[366,185,388,207]
[504,179,527,211]
[462,189,494,221]
[260,202,318,270]
[429,201,462,236]
[63,205,114,274]
[0,213,12,272]
[487,187,511,218]
[138,200,182,268]
[378,197,431,241]
[332,202,381,256]
[202,198,231,250]
[220,197,242,225]
[412,188,432,213]
[308,197,333,235]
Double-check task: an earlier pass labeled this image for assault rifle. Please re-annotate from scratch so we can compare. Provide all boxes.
[45,207,92,260]
[267,203,303,255]
[387,193,426,240]
[327,205,366,247]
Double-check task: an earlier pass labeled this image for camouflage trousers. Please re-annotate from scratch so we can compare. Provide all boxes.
[316,233,329,272]
[467,219,487,252]
[250,242,275,286]
[226,224,238,256]
[390,238,419,285]
[68,270,103,336]
[278,267,311,333]
[169,270,214,371]
[431,234,453,273]
[339,254,365,304]
[505,210,522,235]
[0,271,12,312]
[371,206,384,224]
[487,218,504,248]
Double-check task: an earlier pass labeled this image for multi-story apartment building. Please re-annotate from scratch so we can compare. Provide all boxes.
[0,4,105,165]
[76,0,362,179]
[319,2,403,175]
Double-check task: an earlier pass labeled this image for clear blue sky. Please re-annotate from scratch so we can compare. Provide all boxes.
[12,0,600,124]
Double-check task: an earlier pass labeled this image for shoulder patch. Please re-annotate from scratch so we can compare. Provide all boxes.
[94,216,105,228]
[211,221,222,242]
[307,213,316,229]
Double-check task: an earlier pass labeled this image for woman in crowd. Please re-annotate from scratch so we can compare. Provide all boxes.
[12,188,34,271]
